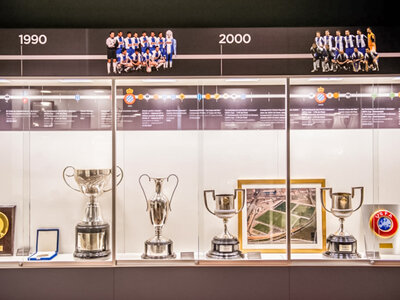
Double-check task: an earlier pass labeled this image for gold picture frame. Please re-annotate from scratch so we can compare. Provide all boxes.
[238,179,326,253]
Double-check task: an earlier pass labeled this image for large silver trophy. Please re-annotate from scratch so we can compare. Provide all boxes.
[63,167,123,258]
[204,189,245,259]
[321,187,364,259]
[139,174,179,259]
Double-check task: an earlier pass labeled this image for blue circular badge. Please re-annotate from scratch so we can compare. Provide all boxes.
[378,216,392,231]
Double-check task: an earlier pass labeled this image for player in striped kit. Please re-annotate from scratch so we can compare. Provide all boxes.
[131,49,143,71]
[116,31,124,57]
[344,30,355,57]
[117,48,133,73]
[157,32,166,57]
[124,32,134,59]
[334,30,344,58]
[351,47,364,72]
[132,32,140,52]
[164,30,177,68]
[140,31,149,54]
[323,30,334,50]
[149,31,158,52]
[355,29,367,55]
[314,31,324,47]
[151,46,166,71]
[142,48,153,72]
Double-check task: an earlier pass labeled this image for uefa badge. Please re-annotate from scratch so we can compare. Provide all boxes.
[369,209,399,238]
[124,88,136,105]
[4,94,10,102]
[315,87,327,104]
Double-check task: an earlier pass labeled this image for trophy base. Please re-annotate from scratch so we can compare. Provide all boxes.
[142,237,176,259]
[207,237,243,259]
[74,223,110,259]
[323,234,361,259]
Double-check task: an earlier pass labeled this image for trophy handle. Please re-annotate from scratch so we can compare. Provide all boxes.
[204,190,216,216]
[351,186,364,212]
[139,174,151,211]
[167,174,179,210]
[104,166,124,192]
[234,189,246,214]
[320,187,333,214]
[62,166,80,192]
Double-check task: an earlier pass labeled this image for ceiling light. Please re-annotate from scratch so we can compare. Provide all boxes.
[141,79,177,83]
[308,78,343,81]
[58,79,93,83]
[225,78,260,82]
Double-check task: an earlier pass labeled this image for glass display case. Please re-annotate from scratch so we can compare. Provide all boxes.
[1,76,399,268]
[0,79,113,267]
[289,77,400,264]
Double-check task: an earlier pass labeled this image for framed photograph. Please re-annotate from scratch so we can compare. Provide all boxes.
[238,179,326,253]
[0,205,16,256]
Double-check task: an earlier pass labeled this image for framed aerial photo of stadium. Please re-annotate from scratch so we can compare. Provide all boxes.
[238,179,326,253]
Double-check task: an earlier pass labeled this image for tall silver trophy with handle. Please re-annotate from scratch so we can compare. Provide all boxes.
[321,186,364,259]
[139,174,179,259]
[204,189,245,259]
[63,166,123,258]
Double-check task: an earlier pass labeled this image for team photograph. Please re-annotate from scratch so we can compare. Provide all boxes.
[311,27,379,73]
[106,30,177,74]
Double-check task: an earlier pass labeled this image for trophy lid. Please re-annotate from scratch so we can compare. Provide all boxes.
[75,169,112,175]
[331,192,351,197]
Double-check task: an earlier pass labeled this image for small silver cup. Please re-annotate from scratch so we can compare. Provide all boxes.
[204,189,245,259]
[321,186,364,259]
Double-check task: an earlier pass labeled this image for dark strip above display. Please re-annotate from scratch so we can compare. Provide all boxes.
[1,84,400,131]
[0,27,399,76]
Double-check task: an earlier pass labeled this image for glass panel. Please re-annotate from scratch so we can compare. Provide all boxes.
[289,76,400,262]
[197,78,288,263]
[115,78,200,265]
[0,79,113,266]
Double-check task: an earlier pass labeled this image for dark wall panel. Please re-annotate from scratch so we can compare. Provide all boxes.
[0,268,114,300]
[0,0,395,28]
[114,266,290,300]
[1,266,400,299]
[290,266,400,300]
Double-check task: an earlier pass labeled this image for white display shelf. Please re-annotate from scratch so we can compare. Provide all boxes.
[0,253,113,268]
[3,252,400,268]
[116,252,198,267]
[290,253,400,266]
[197,252,288,266]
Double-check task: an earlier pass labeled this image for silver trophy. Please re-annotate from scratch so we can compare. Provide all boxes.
[321,187,364,259]
[139,174,179,259]
[204,189,245,259]
[63,166,123,258]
